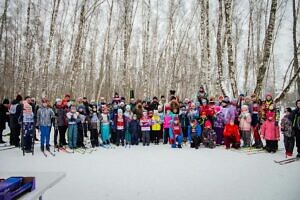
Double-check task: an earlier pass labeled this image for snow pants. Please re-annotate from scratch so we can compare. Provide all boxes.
[284,135,295,155]
[40,126,50,149]
[214,127,223,145]
[68,124,78,149]
[265,140,278,153]
[142,131,150,145]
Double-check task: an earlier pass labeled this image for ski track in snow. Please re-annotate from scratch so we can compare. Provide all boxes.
[0,128,299,200]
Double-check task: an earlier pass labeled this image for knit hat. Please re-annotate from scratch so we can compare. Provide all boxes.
[204,120,212,128]
[55,98,62,103]
[222,96,230,104]
[118,109,123,114]
[201,111,207,116]
[165,105,171,111]
[241,105,249,112]
[265,93,273,99]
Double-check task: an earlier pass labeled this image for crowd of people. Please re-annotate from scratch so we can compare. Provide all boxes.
[0,86,300,158]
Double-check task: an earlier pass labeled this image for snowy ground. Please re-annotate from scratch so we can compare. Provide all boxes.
[0,127,299,200]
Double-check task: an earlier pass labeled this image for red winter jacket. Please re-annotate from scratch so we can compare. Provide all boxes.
[223,124,240,141]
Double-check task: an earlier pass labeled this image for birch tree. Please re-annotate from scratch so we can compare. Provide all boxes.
[254,0,277,97]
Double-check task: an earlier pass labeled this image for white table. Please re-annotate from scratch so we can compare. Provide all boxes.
[0,172,66,200]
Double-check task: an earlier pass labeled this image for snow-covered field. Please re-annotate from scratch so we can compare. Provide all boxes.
[0,127,299,200]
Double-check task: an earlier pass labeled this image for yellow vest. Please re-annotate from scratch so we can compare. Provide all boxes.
[152,115,161,131]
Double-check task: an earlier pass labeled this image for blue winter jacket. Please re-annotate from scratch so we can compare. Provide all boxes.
[188,124,202,142]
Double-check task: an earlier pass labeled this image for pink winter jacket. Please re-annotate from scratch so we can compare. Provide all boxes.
[261,120,280,141]
[163,115,172,129]
[239,112,252,131]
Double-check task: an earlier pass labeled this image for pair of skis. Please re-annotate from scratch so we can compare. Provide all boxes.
[274,157,300,165]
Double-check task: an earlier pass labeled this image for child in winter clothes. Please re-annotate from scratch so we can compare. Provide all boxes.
[140,111,152,146]
[66,106,80,149]
[214,106,224,145]
[89,105,101,147]
[100,106,111,145]
[77,107,87,148]
[198,111,209,129]
[188,103,199,122]
[163,107,172,144]
[261,111,280,153]
[281,108,294,157]
[124,105,133,146]
[21,97,35,152]
[152,110,161,145]
[114,109,126,146]
[36,100,54,152]
[239,105,252,147]
[202,121,217,149]
[129,114,140,145]
[188,119,202,149]
[169,116,183,148]
[251,101,263,148]
[179,106,189,143]
[223,120,240,149]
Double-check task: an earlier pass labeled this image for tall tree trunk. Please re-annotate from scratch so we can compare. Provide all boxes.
[216,0,227,96]
[41,0,61,97]
[20,0,31,96]
[224,0,238,97]
[254,0,277,97]
[69,0,86,96]
[293,0,300,99]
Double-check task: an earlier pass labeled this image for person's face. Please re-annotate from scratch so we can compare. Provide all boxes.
[26,98,31,104]
[297,101,300,109]
[266,96,272,101]
[42,102,47,107]
[161,98,166,103]
[83,98,87,103]
[133,115,137,120]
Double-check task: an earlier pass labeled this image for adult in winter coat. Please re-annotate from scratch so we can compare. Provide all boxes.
[0,99,9,143]
[56,101,68,147]
[280,108,294,157]
[239,105,252,147]
[261,111,280,153]
[9,95,23,147]
[291,99,300,158]
[36,99,54,151]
